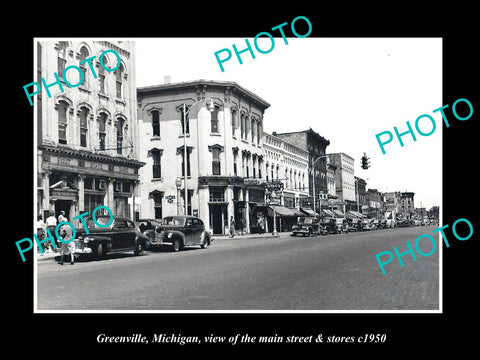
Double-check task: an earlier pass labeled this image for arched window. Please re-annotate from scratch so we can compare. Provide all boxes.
[116,118,124,154]
[57,42,68,77]
[78,46,89,87]
[211,107,219,133]
[79,106,89,147]
[115,63,124,98]
[98,113,107,151]
[57,100,68,144]
[99,56,107,94]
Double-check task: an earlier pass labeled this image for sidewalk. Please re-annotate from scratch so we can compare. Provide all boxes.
[36,232,284,262]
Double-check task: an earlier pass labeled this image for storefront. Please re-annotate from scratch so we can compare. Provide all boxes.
[37,145,144,226]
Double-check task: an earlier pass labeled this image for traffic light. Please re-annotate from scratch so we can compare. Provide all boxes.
[361,153,370,169]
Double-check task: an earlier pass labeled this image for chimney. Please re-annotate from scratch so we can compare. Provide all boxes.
[164,75,171,84]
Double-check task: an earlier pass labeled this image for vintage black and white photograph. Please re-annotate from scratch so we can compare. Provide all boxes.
[33,37,443,312]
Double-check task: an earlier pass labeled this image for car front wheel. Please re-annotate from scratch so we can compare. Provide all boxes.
[134,241,145,256]
[172,238,182,252]
[200,236,210,249]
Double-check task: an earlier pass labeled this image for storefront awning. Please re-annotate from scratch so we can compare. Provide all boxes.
[322,209,334,217]
[269,205,298,217]
[347,211,365,219]
[300,207,318,217]
[333,210,345,218]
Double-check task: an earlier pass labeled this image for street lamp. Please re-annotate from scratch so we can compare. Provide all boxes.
[271,190,278,235]
[182,99,215,216]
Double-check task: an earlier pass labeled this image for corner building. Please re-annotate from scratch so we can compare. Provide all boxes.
[36,41,144,225]
[137,80,270,235]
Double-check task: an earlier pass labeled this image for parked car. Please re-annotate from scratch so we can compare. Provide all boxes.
[153,215,212,251]
[291,216,321,237]
[73,216,149,259]
[137,218,162,248]
[320,217,344,234]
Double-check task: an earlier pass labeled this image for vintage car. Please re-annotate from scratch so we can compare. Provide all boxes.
[291,216,321,237]
[153,215,212,251]
[137,218,162,248]
[320,217,344,234]
[73,216,149,259]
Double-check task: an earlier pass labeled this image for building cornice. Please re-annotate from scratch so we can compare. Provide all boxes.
[39,144,145,168]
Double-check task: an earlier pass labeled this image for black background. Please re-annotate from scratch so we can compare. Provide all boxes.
[7,4,477,355]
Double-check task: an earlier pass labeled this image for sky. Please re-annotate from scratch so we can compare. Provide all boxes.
[135,38,442,209]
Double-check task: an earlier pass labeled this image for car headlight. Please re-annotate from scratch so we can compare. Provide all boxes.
[83,237,93,244]
[167,232,173,239]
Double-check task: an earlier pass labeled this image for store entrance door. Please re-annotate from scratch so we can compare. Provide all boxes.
[209,204,227,235]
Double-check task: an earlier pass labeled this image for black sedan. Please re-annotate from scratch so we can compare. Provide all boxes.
[153,215,212,252]
[73,216,149,259]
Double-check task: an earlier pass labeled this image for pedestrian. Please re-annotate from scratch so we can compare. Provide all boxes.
[36,214,48,253]
[59,219,75,265]
[229,216,236,238]
[58,210,67,224]
[45,211,57,249]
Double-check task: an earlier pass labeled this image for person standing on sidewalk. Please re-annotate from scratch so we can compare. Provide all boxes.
[45,211,57,249]
[36,215,48,253]
[59,220,75,265]
[229,216,236,238]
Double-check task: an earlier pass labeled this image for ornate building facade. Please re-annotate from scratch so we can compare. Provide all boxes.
[137,80,270,235]
[36,40,143,226]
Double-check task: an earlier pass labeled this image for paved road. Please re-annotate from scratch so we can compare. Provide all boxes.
[36,226,439,311]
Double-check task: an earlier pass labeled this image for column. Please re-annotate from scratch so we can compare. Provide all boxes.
[245,188,250,234]
[106,178,114,214]
[43,171,51,214]
[226,185,234,233]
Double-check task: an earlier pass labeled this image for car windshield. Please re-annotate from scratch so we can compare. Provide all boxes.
[86,217,112,229]
[162,217,185,226]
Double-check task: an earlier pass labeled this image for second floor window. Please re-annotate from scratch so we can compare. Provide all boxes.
[79,107,88,147]
[212,148,221,175]
[98,113,107,151]
[58,101,68,144]
[151,149,162,178]
[180,106,190,134]
[116,118,124,154]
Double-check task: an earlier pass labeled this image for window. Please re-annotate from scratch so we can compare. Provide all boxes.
[180,105,190,134]
[78,46,89,87]
[212,148,221,175]
[257,122,261,145]
[57,42,68,77]
[57,101,68,144]
[152,192,163,219]
[116,63,124,98]
[233,152,238,176]
[151,110,160,137]
[79,106,88,147]
[240,114,245,139]
[251,119,255,142]
[98,113,107,151]
[231,110,237,136]
[151,149,162,178]
[211,107,219,133]
[99,57,106,93]
[209,189,225,202]
[116,118,124,154]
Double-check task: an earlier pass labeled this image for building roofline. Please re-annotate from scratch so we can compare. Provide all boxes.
[274,128,330,146]
[137,79,270,109]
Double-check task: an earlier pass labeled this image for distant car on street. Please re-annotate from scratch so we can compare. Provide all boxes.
[291,216,321,237]
[153,215,212,252]
[73,216,149,259]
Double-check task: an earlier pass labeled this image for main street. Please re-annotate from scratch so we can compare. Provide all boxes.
[36,226,439,311]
